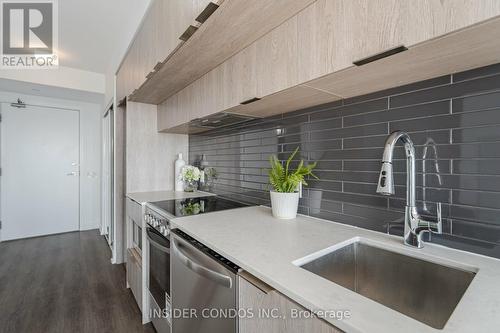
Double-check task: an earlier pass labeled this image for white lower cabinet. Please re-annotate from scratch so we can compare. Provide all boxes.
[127,248,143,312]
[238,273,342,333]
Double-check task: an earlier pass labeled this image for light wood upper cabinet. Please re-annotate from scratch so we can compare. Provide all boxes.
[218,15,299,115]
[116,63,128,103]
[162,0,196,57]
[175,85,194,126]
[298,0,500,84]
[238,274,342,333]
[158,63,224,132]
[158,94,179,132]
[222,43,258,109]
[256,16,298,98]
[194,66,225,119]
[118,0,219,101]
[297,0,405,83]
[193,0,216,18]
[154,0,500,133]
[157,0,215,64]
[135,15,157,81]
[401,0,500,47]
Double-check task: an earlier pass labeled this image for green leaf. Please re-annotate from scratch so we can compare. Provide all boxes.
[267,147,319,193]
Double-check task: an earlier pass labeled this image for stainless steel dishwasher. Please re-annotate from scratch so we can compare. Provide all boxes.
[171,229,240,333]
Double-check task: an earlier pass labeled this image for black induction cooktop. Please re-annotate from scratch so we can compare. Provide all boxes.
[150,196,251,217]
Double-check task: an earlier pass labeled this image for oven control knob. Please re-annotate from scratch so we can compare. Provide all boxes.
[162,228,169,237]
[159,225,166,233]
[153,219,159,227]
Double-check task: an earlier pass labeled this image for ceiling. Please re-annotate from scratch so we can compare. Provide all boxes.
[58,0,151,74]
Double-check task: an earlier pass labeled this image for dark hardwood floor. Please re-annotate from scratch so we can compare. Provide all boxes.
[0,230,156,333]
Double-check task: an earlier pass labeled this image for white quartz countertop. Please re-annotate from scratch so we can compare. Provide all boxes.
[126,190,214,204]
[171,206,500,333]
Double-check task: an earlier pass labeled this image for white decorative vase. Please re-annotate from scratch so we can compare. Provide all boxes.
[174,153,186,191]
[270,191,300,219]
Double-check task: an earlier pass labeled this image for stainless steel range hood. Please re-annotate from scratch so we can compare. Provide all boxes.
[189,112,258,131]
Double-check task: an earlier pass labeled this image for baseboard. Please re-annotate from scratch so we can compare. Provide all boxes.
[80,222,100,231]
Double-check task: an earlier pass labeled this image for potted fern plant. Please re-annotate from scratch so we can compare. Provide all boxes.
[268,147,318,219]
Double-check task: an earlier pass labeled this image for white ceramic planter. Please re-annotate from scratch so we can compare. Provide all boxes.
[270,191,300,219]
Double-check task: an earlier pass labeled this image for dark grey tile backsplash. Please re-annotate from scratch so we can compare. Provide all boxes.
[189,63,500,259]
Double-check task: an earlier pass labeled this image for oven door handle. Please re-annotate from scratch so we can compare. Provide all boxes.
[173,238,232,288]
[146,228,170,254]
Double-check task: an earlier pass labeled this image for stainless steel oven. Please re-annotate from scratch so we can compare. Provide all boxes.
[145,196,252,333]
[145,205,172,333]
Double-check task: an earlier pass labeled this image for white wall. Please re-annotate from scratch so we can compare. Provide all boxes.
[0,66,106,94]
[126,102,189,193]
[0,91,102,230]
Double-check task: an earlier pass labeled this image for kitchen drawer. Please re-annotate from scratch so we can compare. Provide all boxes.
[127,248,143,312]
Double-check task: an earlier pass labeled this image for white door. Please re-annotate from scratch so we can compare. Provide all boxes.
[0,103,80,241]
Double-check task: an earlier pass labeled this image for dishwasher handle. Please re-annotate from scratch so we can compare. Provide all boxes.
[173,237,233,289]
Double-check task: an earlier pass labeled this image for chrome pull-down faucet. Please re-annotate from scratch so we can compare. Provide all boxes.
[376,131,442,248]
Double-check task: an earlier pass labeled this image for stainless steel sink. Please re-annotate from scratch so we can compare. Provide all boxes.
[297,241,476,329]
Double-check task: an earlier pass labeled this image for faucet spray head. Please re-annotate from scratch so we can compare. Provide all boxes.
[376,162,394,196]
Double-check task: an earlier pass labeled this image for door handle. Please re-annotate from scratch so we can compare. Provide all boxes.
[173,237,232,288]
[66,172,78,176]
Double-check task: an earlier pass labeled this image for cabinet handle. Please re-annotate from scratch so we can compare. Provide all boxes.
[240,97,261,105]
[117,97,127,107]
[239,271,274,294]
[353,45,408,66]
[153,61,163,71]
[195,2,219,24]
[179,25,198,42]
[145,62,164,79]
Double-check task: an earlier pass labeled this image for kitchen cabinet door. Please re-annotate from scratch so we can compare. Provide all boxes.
[125,38,142,96]
[298,0,500,86]
[222,43,258,110]
[163,0,197,55]
[117,47,138,102]
[192,65,225,120]
[127,249,143,312]
[256,16,298,98]
[158,94,182,131]
[298,0,405,83]
[401,0,500,47]
[116,65,127,103]
[176,84,195,124]
[150,0,170,66]
[138,11,157,81]
[238,274,342,333]
[193,0,216,18]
